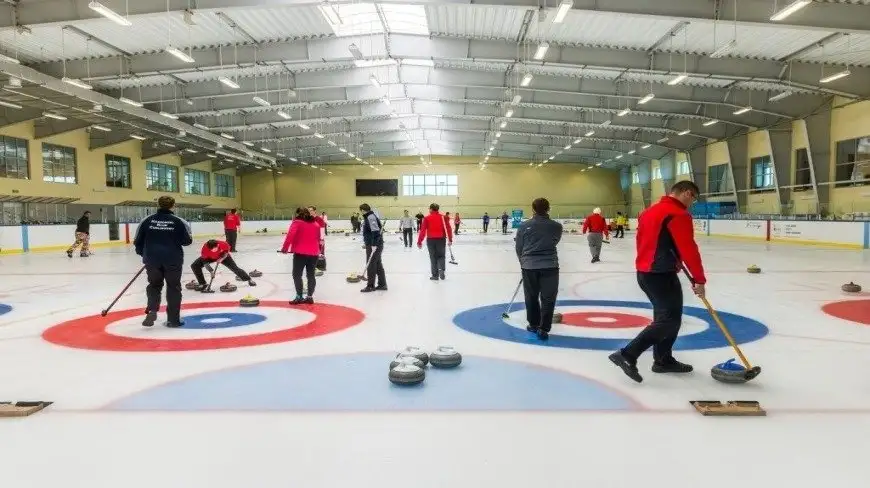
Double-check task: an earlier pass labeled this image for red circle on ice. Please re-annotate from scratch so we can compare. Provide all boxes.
[821,299,870,326]
[41,301,365,352]
[559,312,649,329]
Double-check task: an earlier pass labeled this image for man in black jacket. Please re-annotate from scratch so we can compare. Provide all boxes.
[515,198,563,340]
[134,196,193,327]
[66,211,91,258]
[359,203,386,292]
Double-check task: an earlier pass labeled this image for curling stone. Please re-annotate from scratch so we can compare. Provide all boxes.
[239,295,260,307]
[747,265,761,274]
[220,282,238,293]
[401,346,429,366]
[710,359,754,384]
[429,346,462,368]
[553,313,563,324]
[390,355,425,370]
[388,364,425,386]
[315,269,324,277]
[346,273,362,283]
[249,269,263,277]
[185,280,198,290]
[842,282,862,293]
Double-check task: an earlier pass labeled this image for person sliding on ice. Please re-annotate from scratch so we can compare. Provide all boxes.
[417,203,453,281]
[359,203,387,292]
[224,208,241,252]
[515,198,563,341]
[614,211,627,238]
[501,212,509,234]
[399,210,414,248]
[582,207,610,263]
[134,196,193,328]
[190,239,255,291]
[609,180,706,383]
[66,210,91,258]
[280,207,323,304]
[482,212,490,233]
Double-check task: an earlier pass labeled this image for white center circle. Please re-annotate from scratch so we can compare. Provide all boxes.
[202,317,232,324]
[586,316,617,323]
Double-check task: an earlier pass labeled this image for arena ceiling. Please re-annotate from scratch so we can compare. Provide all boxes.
[0,0,869,174]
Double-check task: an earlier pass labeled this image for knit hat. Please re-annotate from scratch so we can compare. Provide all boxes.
[593,207,601,214]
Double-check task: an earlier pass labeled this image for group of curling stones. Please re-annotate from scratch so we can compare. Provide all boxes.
[388,346,463,386]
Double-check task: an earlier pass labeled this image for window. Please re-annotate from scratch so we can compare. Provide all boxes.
[145,161,179,192]
[834,137,870,187]
[708,163,732,194]
[215,173,235,198]
[42,143,77,184]
[184,168,210,195]
[677,160,690,175]
[794,148,812,191]
[105,155,131,188]
[631,172,640,184]
[750,155,775,190]
[0,136,28,180]
[652,166,662,180]
[401,174,458,196]
[0,201,23,225]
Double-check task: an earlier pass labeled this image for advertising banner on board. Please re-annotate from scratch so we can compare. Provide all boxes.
[511,209,523,229]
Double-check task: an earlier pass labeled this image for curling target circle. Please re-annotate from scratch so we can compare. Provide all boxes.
[453,299,768,350]
[42,301,365,352]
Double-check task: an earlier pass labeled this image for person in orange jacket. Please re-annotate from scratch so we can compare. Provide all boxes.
[582,207,610,263]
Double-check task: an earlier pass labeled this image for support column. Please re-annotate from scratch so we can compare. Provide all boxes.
[767,127,792,214]
[659,151,676,194]
[804,106,833,215]
[687,146,706,191]
[636,161,651,208]
[727,135,749,212]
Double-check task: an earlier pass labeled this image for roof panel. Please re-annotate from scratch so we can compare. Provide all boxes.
[95,74,178,90]
[229,6,334,41]
[793,33,870,66]
[667,22,831,61]
[0,24,118,62]
[528,11,678,50]
[426,4,526,42]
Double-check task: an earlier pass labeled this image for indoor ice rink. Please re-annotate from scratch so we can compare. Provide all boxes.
[1,0,870,487]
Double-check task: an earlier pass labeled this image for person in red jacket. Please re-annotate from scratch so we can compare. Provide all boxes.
[223,209,241,252]
[609,180,705,383]
[417,203,453,280]
[190,239,255,291]
[307,205,327,270]
[280,207,323,304]
[453,212,461,235]
[582,207,610,263]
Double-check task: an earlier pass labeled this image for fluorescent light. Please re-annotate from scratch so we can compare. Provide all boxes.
[369,74,381,89]
[820,69,850,83]
[348,153,356,158]
[573,138,581,144]
[533,43,549,60]
[553,0,573,23]
[277,153,285,157]
[769,91,792,102]
[218,76,239,89]
[641,144,651,149]
[260,147,271,153]
[119,97,142,107]
[709,39,736,59]
[678,129,691,136]
[88,2,131,26]
[220,132,235,140]
[339,148,347,153]
[318,4,341,24]
[130,134,147,140]
[520,73,533,87]
[289,157,297,162]
[382,97,391,106]
[390,112,398,118]
[657,137,669,143]
[617,108,630,116]
[43,111,66,120]
[184,148,197,153]
[505,109,514,118]
[92,124,111,132]
[327,140,337,146]
[702,119,719,126]
[298,123,310,130]
[733,106,752,115]
[0,100,22,109]
[159,111,178,119]
[628,149,636,154]
[62,77,92,90]
[585,130,595,136]
[489,146,495,151]
[600,120,611,126]
[242,141,255,147]
[193,123,210,130]
[564,144,571,150]
[166,46,194,63]
[596,162,603,166]
[0,53,20,64]
[354,59,397,68]
[615,154,623,159]
[301,161,308,165]
[277,111,292,120]
[770,0,811,21]
[638,93,654,104]
[252,96,270,107]
[499,121,507,128]
[314,132,325,139]
[668,74,687,85]
[495,132,502,138]
[511,94,522,105]
[402,58,434,67]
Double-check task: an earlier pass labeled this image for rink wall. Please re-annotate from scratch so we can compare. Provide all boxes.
[0,217,868,254]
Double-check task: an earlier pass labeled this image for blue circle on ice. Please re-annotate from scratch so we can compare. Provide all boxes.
[180,312,266,329]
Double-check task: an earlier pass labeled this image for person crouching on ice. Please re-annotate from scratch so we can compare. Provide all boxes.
[191,239,256,291]
[280,207,323,304]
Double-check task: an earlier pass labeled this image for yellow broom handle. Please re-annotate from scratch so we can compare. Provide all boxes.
[700,296,753,369]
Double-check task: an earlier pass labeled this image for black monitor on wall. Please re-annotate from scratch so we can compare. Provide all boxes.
[355,179,398,197]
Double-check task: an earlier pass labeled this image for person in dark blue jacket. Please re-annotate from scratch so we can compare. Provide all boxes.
[359,203,386,292]
[133,196,193,327]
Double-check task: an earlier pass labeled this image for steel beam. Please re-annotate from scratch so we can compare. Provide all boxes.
[767,127,793,211]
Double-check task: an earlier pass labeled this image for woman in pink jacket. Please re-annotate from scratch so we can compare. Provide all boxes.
[280,207,324,304]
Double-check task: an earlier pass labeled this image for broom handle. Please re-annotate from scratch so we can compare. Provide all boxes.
[677,261,754,370]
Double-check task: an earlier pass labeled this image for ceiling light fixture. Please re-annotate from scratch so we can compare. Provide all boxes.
[0,100,22,109]
[733,106,752,115]
[520,73,533,87]
[617,108,630,116]
[369,74,381,89]
[511,94,522,105]
[252,96,270,107]
[641,144,651,149]
[499,121,507,128]
[638,93,655,104]
[769,91,792,102]
[88,1,132,26]
[218,76,239,89]
[220,132,235,140]
[615,154,623,159]
[505,109,514,118]
[166,46,194,63]
[261,147,271,153]
[820,69,850,83]
[678,129,691,136]
[564,144,571,150]
[702,119,719,126]
[277,111,292,120]
[193,123,210,130]
[119,97,143,107]
[402,58,435,67]
[770,0,811,21]
[43,111,66,120]
[184,148,197,153]
[314,132,325,139]
[668,74,688,85]
[495,132,502,138]
[62,77,93,90]
[573,138,581,144]
[533,43,549,60]
[600,120,611,126]
[553,0,573,23]
[91,125,111,132]
[130,134,147,141]
[242,141,254,147]
[628,149,636,154]
[585,130,595,136]
[298,123,310,130]
[710,39,736,59]
[657,137,669,143]
[159,111,178,119]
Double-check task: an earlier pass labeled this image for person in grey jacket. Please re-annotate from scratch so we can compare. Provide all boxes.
[514,197,563,340]
[399,210,414,248]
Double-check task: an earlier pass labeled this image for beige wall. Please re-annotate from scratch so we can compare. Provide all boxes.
[745,130,780,214]
[241,156,625,219]
[650,159,665,201]
[0,121,241,209]
[789,119,818,214]
[829,98,870,213]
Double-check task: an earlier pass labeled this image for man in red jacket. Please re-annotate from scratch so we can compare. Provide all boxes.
[224,209,241,252]
[190,239,255,291]
[609,180,705,383]
[582,207,609,263]
[417,203,453,280]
